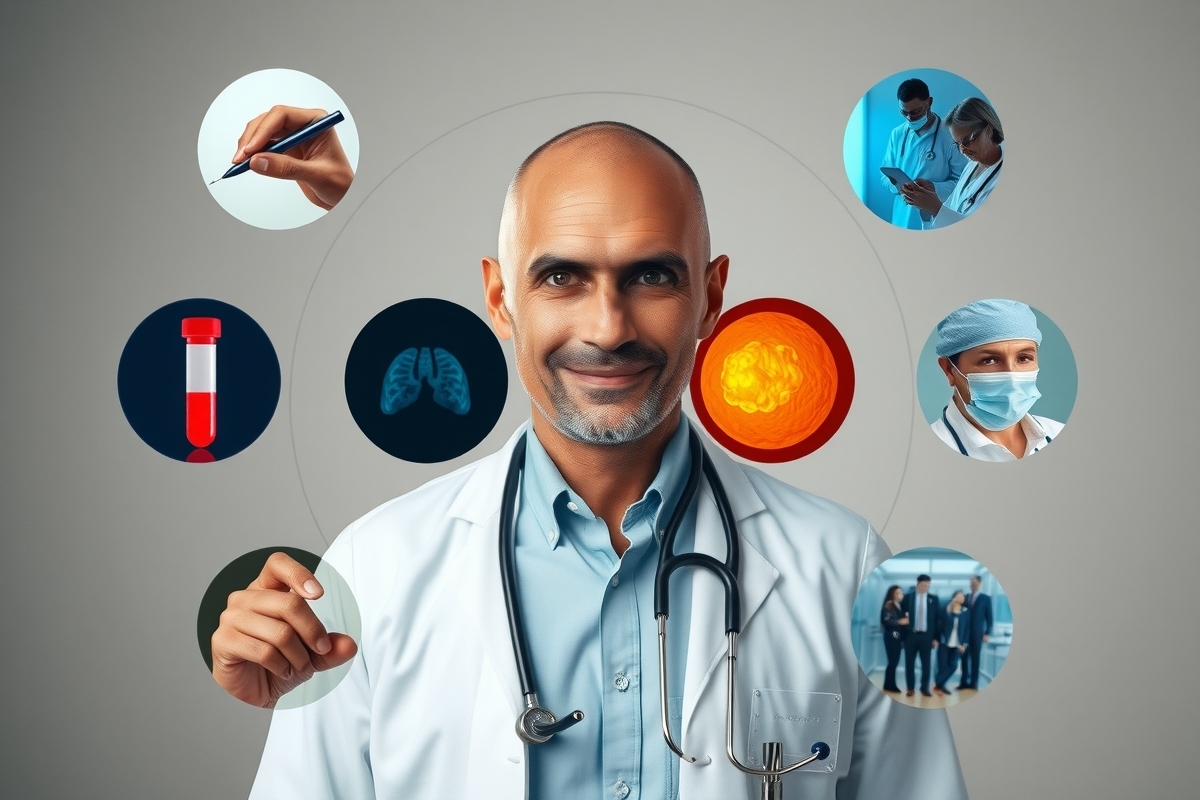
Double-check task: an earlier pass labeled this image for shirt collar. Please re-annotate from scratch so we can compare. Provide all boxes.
[521,416,694,551]
[946,401,1047,458]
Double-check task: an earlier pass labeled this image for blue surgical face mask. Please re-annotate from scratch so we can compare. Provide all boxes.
[906,109,930,130]
[952,364,1041,431]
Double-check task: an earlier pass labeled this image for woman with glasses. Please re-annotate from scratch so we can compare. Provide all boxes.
[900,97,1003,230]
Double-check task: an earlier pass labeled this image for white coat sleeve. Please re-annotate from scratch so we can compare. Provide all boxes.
[248,530,377,800]
[879,131,901,195]
[932,145,969,200]
[836,525,968,800]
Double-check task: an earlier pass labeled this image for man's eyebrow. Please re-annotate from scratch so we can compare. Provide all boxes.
[526,254,590,278]
[525,251,692,278]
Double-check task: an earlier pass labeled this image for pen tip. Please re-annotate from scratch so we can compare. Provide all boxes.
[208,178,221,185]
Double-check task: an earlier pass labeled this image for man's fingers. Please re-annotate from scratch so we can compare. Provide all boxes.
[248,152,331,185]
[251,551,322,598]
[226,611,315,675]
[239,105,327,160]
[311,633,358,672]
[234,111,268,162]
[227,587,332,655]
[212,628,294,681]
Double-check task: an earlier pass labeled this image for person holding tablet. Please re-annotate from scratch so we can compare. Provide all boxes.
[878,78,967,230]
[930,299,1064,461]
[900,97,1003,229]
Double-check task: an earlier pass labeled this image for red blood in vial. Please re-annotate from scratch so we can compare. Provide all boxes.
[187,392,217,447]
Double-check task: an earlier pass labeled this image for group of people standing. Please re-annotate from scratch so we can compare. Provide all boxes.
[879,574,994,698]
[879,78,1004,230]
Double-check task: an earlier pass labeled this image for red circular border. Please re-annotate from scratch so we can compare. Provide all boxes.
[690,298,855,463]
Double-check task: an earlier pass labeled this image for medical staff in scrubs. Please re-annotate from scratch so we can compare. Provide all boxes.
[930,299,1064,461]
[879,79,967,230]
[211,122,968,799]
[902,97,1004,230]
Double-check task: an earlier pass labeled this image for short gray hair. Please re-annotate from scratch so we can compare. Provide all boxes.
[946,97,1004,144]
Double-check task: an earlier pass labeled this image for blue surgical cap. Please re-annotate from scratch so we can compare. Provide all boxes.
[935,299,1042,357]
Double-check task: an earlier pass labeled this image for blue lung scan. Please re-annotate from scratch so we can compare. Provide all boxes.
[381,346,471,416]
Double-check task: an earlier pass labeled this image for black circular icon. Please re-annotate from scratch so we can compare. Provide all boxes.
[345,298,507,463]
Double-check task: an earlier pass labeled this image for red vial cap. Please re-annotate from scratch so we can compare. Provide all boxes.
[182,317,222,339]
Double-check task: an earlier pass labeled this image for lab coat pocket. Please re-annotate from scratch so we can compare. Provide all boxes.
[746,689,841,774]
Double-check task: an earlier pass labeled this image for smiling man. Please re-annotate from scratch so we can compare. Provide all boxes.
[218,122,967,800]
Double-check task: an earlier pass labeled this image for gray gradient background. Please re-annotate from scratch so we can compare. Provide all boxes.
[1,1,1196,798]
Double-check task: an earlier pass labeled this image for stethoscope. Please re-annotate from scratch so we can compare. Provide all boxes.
[499,428,830,798]
[960,158,1002,211]
[899,114,941,162]
[941,404,1050,457]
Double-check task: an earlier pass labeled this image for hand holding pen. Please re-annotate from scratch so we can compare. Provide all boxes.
[219,105,355,210]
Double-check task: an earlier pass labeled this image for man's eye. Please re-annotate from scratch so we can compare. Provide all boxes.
[639,270,668,286]
[548,273,573,286]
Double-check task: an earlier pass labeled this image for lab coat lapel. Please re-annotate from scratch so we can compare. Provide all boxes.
[680,441,777,741]
[448,426,529,719]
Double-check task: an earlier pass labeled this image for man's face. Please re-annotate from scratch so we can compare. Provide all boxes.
[484,137,727,445]
[938,339,1039,405]
[970,577,982,593]
[917,579,931,594]
[900,97,932,123]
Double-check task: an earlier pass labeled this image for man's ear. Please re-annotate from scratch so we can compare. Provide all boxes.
[482,257,513,340]
[697,255,730,340]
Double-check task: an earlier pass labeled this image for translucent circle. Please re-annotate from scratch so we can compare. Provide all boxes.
[916,301,1076,462]
[851,546,1014,708]
[842,68,999,231]
[197,68,361,230]
[291,93,912,539]
[196,547,362,710]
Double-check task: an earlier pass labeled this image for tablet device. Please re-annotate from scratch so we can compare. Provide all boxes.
[880,166,915,186]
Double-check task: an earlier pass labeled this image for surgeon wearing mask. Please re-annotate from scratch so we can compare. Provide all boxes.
[878,78,967,230]
[930,299,1064,461]
[900,97,1003,230]
[212,121,968,800]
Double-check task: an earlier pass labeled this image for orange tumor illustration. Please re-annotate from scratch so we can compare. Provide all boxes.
[700,312,837,450]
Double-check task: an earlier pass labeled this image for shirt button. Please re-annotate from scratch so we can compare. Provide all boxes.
[613,672,630,691]
[611,575,620,588]
[567,501,579,512]
[613,780,630,799]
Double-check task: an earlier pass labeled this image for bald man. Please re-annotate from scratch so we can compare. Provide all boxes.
[222,122,967,799]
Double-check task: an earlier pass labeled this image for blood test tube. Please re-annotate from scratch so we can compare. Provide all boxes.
[182,317,221,448]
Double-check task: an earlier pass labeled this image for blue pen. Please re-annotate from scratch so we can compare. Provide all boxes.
[209,110,345,184]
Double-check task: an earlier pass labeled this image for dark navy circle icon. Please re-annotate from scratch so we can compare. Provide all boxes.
[345,298,507,463]
[118,299,280,462]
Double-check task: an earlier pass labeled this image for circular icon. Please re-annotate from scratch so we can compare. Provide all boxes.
[917,299,1076,462]
[196,547,361,710]
[344,298,508,463]
[851,547,1013,708]
[843,68,1001,231]
[690,298,854,462]
[197,68,360,229]
[118,299,280,462]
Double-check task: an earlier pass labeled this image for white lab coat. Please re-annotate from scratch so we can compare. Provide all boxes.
[249,424,967,799]
[926,146,1004,229]
[879,116,967,230]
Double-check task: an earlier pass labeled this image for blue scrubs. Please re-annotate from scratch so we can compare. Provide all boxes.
[879,114,968,230]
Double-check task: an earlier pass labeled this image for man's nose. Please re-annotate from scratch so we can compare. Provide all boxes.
[582,283,637,352]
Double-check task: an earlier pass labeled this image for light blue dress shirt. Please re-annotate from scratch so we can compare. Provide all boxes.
[515,417,696,800]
